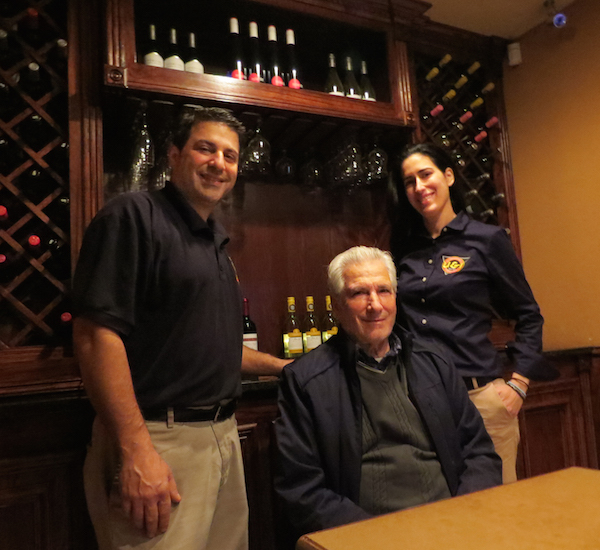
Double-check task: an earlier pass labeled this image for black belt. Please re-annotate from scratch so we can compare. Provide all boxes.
[463,376,496,391]
[141,399,237,423]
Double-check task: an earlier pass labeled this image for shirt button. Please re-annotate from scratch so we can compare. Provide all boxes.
[428,259,433,264]
[421,298,426,303]
[422,277,427,282]
[442,228,447,233]
[421,319,427,325]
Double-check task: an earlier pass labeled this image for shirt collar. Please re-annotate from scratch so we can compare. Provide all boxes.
[414,209,469,240]
[356,332,402,372]
[161,181,229,244]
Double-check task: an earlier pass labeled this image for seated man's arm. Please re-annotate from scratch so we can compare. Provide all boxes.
[274,365,370,537]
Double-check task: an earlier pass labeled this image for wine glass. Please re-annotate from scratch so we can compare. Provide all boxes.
[364,138,388,184]
[274,149,296,184]
[239,121,271,180]
[128,100,155,192]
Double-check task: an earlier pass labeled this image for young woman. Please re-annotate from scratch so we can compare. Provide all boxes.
[392,143,554,483]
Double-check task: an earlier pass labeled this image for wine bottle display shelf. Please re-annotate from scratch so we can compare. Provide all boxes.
[414,51,506,225]
[0,0,71,348]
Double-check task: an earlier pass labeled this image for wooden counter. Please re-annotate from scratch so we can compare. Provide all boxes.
[298,467,600,550]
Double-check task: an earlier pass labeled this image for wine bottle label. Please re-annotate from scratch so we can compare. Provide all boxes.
[249,72,261,83]
[164,55,184,70]
[286,332,303,354]
[231,68,245,79]
[346,92,361,99]
[288,78,301,89]
[328,90,344,96]
[271,75,285,86]
[185,59,204,73]
[243,332,259,350]
[362,95,376,101]
[305,333,321,352]
[144,52,164,67]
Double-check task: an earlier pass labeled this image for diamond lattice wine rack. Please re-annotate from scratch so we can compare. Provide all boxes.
[0,0,71,348]
[414,51,507,224]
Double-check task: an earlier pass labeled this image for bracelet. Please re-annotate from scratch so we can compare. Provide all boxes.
[511,377,530,389]
[506,380,527,401]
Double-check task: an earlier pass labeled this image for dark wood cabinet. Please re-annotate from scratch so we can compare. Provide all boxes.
[1,0,599,549]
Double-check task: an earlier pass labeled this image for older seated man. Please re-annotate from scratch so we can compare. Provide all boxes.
[275,246,501,539]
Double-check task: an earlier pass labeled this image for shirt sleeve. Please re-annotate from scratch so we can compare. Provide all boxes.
[484,228,552,380]
[72,198,152,337]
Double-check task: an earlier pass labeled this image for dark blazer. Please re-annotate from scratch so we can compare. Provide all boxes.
[274,326,501,537]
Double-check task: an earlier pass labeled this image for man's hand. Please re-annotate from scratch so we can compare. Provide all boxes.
[495,382,524,417]
[119,444,182,538]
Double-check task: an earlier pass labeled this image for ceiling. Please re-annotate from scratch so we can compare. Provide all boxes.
[423,0,576,40]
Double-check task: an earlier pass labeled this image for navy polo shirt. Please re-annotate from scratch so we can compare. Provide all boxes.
[73,182,243,408]
[396,211,546,380]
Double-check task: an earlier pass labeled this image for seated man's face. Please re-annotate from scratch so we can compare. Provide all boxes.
[334,259,397,357]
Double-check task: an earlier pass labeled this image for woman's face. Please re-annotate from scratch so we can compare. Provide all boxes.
[401,153,456,222]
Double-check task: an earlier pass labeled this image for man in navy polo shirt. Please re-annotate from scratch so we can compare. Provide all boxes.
[73,106,286,550]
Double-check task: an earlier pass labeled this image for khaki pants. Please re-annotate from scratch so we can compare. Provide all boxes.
[84,415,249,550]
[468,379,520,484]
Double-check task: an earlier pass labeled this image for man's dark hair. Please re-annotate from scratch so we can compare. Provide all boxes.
[171,105,246,151]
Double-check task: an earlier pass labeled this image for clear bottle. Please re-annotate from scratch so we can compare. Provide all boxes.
[128,105,155,192]
[321,295,338,342]
[143,24,163,68]
[360,61,376,101]
[243,297,259,351]
[184,32,204,74]
[229,17,246,80]
[163,28,184,71]
[302,296,321,353]
[285,29,301,89]
[20,61,46,100]
[248,21,263,82]
[324,53,344,96]
[283,296,303,358]
[343,56,361,99]
[267,25,284,86]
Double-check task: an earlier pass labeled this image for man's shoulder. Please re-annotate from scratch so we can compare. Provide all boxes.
[283,339,345,388]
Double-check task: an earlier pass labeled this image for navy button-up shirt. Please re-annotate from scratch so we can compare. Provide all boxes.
[396,211,547,380]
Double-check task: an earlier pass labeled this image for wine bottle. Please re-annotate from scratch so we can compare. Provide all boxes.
[324,53,344,96]
[283,296,303,358]
[20,7,44,49]
[229,17,246,80]
[0,27,21,71]
[17,112,54,151]
[0,137,25,175]
[302,296,321,353]
[128,105,155,192]
[423,53,452,81]
[163,28,184,71]
[20,62,46,100]
[242,297,259,350]
[285,29,301,89]
[266,25,284,86]
[343,56,361,99]
[184,32,204,74]
[0,74,24,121]
[248,21,263,83]
[321,295,338,342]
[143,24,163,68]
[49,38,69,78]
[360,61,376,101]
[18,166,56,204]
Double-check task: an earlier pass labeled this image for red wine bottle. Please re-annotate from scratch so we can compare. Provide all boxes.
[229,17,246,80]
[248,21,263,83]
[267,25,284,86]
[285,29,301,89]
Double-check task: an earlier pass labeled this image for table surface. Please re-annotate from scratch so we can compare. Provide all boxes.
[297,467,600,550]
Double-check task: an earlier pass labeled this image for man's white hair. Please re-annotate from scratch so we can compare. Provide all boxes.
[327,246,397,297]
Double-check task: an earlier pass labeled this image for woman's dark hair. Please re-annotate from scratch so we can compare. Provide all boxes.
[390,142,465,260]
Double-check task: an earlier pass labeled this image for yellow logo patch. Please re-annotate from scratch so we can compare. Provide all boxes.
[441,255,469,275]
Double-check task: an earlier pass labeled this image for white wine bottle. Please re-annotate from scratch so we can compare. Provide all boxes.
[283,296,303,358]
[343,56,361,99]
[324,53,344,96]
[302,296,321,353]
[164,28,184,71]
[321,295,338,342]
[360,61,376,101]
[184,32,204,74]
[143,24,163,68]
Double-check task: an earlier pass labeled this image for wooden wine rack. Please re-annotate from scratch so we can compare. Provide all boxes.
[0,0,71,348]
[414,51,509,229]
